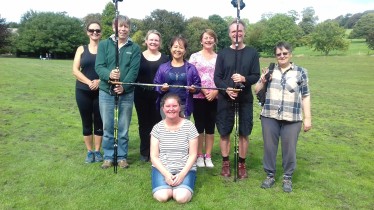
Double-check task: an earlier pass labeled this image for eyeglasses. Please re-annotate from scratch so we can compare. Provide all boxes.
[276,52,289,57]
[88,29,101,33]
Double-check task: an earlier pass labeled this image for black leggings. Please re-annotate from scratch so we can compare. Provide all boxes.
[193,98,217,134]
[134,88,161,157]
[75,88,103,136]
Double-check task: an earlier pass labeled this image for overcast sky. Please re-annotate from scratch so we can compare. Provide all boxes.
[1,0,373,23]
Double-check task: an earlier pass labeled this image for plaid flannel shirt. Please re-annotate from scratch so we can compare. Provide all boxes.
[260,63,310,122]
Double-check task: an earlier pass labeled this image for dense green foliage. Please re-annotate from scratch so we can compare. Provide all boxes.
[101,2,116,39]
[0,16,10,51]
[208,15,231,52]
[309,21,349,56]
[142,9,187,54]
[298,7,318,35]
[259,14,302,55]
[1,4,372,58]
[16,12,85,58]
[367,32,374,50]
[349,13,374,39]
[1,49,373,209]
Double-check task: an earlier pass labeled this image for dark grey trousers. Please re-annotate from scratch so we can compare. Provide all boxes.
[261,117,302,177]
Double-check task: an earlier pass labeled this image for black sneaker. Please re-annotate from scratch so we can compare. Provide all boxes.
[282,179,293,192]
[261,176,275,188]
[140,155,150,162]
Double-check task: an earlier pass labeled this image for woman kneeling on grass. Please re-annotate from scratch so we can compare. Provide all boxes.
[150,93,198,203]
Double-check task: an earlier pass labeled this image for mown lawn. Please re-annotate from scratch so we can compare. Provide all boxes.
[0,55,373,209]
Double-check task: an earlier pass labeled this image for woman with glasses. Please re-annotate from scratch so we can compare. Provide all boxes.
[255,42,312,193]
[72,21,103,163]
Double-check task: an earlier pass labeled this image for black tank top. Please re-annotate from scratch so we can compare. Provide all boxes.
[76,45,99,90]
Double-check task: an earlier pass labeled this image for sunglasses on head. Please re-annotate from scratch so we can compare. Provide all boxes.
[276,52,289,57]
[88,29,101,33]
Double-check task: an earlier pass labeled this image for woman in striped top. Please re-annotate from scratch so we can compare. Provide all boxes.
[150,93,198,203]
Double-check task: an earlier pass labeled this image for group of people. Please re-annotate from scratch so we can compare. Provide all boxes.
[72,15,312,203]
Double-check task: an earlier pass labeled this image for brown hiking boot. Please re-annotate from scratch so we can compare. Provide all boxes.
[101,160,113,169]
[221,160,231,177]
[238,162,248,179]
[118,160,129,169]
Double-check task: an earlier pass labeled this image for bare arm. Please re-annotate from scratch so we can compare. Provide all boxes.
[72,46,100,90]
[173,136,198,186]
[72,46,91,85]
[150,135,174,186]
[254,67,269,94]
[302,95,312,132]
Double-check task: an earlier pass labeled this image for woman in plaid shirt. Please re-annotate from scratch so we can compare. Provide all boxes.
[255,42,312,193]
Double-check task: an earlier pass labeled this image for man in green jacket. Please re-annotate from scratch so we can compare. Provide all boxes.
[95,15,141,169]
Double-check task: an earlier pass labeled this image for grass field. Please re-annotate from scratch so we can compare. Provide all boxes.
[0,53,373,209]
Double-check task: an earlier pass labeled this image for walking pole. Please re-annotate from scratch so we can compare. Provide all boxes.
[108,81,243,92]
[111,0,123,174]
[231,0,246,182]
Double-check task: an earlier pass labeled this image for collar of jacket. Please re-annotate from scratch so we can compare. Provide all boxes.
[109,34,132,46]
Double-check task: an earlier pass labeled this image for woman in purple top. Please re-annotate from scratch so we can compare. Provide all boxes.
[153,35,201,119]
[189,29,218,168]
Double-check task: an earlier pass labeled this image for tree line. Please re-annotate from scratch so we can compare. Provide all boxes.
[0,2,373,58]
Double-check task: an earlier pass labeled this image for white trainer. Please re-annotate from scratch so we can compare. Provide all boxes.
[205,158,214,168]
[196,157,205,167]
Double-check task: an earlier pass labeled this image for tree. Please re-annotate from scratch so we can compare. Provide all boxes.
[82,13,102,27]
[367,31,374,50]
[0,16,11,52]
[345,10,374,29]
[142,9,186,55]
[101,2,116,39]
[208,14,230,52]
[349,13,374,39]
[309,21,349,56]
[298,7,318,35]
[246,20,266,52]
[334,14,352,28]
[184,17,212,57]
[287,10,299,23]
[16,11,86,58]
[131,30,145,51]
[259,14,302,55]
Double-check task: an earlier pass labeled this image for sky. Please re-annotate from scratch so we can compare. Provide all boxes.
[1,0,373,24]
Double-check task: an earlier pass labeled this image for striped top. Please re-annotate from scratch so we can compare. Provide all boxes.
[151,119,199,174]
[260,63,310,122]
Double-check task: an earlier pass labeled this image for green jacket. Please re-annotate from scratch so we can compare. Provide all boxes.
[95,35,141,94]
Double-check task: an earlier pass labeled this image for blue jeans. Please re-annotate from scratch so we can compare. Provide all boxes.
[151,167,196,194]
[99,90,134,161]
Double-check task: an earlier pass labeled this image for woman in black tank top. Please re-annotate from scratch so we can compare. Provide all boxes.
[72,21,103,164]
